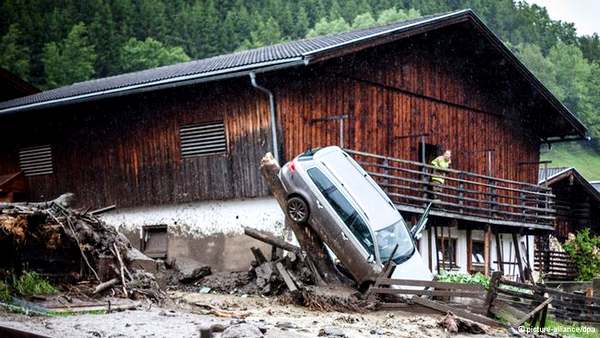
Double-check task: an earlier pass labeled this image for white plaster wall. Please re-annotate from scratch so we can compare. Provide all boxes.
[418,227,534,280]
[100,196,285,237]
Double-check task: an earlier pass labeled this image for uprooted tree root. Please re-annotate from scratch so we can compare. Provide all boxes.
[0,193,165,303]
[279,286,380,313]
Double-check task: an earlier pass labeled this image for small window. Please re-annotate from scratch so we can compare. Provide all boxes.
[19,145,53,176]
[307,168,374,254]
[141,225,168,259]
[437,237,458,270]
[180,121,227,158]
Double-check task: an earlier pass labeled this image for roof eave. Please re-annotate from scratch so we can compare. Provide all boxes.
[0,58,305,115]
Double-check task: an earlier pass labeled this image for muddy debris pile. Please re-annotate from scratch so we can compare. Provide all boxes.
[0,193,165,302]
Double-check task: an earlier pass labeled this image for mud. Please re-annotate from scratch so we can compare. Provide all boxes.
[0,292,514,338]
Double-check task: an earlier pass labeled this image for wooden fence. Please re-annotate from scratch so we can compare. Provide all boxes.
[370,273,600,328]
[487,272,600,325]
[345,149,555,228]
[534,250,578,281]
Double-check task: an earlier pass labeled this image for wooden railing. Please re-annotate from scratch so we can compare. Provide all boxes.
[345,149,555,228]
[534,250,578,281]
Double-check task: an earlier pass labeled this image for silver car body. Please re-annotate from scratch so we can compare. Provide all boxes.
[279,146,432,285]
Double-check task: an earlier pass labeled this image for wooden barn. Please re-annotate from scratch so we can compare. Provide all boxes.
[535,168,600,280]
[0,10,587,276]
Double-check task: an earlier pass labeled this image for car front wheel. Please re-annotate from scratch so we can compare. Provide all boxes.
[287,196,309,224]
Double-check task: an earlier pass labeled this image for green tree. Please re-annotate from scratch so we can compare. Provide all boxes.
[42,23,96,88]
[118,37,190,72]
[306,17,351,37]
[579,33,600,63]
[377,8,421,25]
[0,24,30,80]
[352,12,376,29]
[239,16,283,50]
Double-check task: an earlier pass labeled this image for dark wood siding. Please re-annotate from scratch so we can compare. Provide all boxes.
[0,25,544,208]
[277,27,540,186]
[0,80,272,208]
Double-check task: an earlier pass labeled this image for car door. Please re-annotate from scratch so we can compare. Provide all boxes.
[307,165,376,265]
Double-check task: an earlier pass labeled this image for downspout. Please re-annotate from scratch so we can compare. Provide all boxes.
[250,72,280,163]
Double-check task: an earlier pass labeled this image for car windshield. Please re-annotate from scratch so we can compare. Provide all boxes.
[375,220,415,263]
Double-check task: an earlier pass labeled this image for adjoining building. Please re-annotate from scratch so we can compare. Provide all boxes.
[0,10,587,277]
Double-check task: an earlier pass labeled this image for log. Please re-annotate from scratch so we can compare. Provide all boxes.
[93,278,120,294]
[0,193,75,210]
[259,153,349,286]
[244,228,301,254]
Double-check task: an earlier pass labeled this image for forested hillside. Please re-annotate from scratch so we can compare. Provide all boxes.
[1,0,599,156]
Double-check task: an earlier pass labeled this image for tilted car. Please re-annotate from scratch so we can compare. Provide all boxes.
[279,146,433,287]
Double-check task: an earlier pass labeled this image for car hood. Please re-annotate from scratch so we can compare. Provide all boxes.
[390,249,433,282]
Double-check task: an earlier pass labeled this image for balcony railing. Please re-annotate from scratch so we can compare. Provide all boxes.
[345,149,555,229]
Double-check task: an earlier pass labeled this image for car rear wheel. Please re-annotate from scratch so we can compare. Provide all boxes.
[287,196,309,223]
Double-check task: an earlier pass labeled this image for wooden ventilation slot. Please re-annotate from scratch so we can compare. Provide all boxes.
[180,121,227,158]
[18,145,53,176]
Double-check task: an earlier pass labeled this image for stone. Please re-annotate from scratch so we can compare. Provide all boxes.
[172,257,211,283]
[221,323,264,338]
[318,327,346,337]
[127,248,158,273]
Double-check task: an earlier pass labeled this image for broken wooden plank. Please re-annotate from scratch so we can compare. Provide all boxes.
[244,227,301,254]
[412,296,503,327]
[250,247,268,264]
[514,297,553,327]
[93,278,119,294]
[375,278,486,291]
[89,204,117,215]
[275,261,298,292]
[489,300,528,325]
[371,288,484,298]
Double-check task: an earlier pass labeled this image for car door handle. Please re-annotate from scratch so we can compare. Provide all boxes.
[316,200,324,209]
[341,232,348,241]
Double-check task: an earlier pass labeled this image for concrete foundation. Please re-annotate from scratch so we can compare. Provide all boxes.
[102,197,285,272]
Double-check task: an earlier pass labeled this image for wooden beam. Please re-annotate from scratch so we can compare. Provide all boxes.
[467,228,473,274]
[412,296,503,327]
[495,230,504,274]
[514,297,553,327]
[244,228,301,254]
[484,225,491,276]
[512,233,526,283]
[428,226,433,271]
[434,225,440,274]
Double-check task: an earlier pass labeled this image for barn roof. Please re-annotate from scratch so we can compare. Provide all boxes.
[0,9,587,139]
[539,167,600,204]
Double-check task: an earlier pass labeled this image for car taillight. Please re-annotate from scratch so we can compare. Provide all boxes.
[289,159,296,174]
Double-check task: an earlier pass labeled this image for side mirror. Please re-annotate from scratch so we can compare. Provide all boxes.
[367,254,375,263]
[410,202,433,240]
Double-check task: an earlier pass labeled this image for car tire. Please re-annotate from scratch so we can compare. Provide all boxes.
[287,196,309,224]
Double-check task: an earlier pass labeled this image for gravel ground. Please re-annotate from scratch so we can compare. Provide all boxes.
[0,292,513,338]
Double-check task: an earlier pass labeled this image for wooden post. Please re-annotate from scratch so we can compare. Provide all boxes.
[434,225,440,274]
[428,226,433,271]
[495,229,504,274]
[484,224,491,276]
[512,232,526,283]
[441,226,446,271]
[466,228,472,274]
[485,271,502,317]
[594,278,600,298]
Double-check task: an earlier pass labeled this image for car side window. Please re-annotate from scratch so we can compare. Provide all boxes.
[307,168,375,254]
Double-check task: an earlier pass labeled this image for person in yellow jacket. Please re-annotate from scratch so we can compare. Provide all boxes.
[429,150,452,200]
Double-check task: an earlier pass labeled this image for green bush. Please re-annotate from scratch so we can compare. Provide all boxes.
[563,229,600,281]
[0,281,11,302]
[436,272,490,289]
[12,272,57,296]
